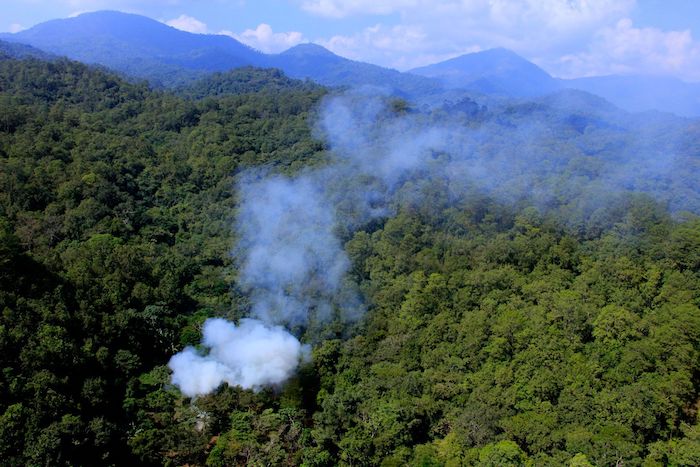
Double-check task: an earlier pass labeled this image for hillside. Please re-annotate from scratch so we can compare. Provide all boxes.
[410,47,560,98]
[412,48,700,116]
[1,49,699,465]
[0,56,328,464]
[0,11,441,95]
[0,10,265,86]
[0,39,55,61]
[273,43,441,96]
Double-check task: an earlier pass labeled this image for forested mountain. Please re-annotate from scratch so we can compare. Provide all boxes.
[411,49,700,117]
[0,11,440,95]
[5,10,700,116]
[1,49,699,467]
[409,48,560,98]
[0,11,265,87]
[0,39,54,61]
[272,43,441,96]
[0,56,327,465]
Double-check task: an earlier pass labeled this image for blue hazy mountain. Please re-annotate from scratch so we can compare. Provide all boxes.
[409,47,561,98]
[565,74,700,117]
[3,10,700,116]
[410,48,700,117]
[0,11,440,94]
[0,39,55,61]
[272,43,440,96]
[0,10,264,86]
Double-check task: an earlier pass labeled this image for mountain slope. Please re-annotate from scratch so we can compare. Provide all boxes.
[0,39,55,61]
[0,11,441,95]
[410,47,561,98]
[565,74,700,117]
[411,47,700,116]
[272,43,442,96]
[0,10,265,86]
[2,50,700,466]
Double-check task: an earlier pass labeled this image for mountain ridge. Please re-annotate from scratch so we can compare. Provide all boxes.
[0,10,263,86]
[0,10,441,94]
[409,48,559,98]
[411,48,700,116]
[3,10,700,115]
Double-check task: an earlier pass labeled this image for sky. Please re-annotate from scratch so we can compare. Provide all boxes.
[2,0,700,81]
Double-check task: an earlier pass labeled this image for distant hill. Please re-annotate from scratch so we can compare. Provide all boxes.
[565,74,700,117]
[0,10,264,87]
[4,11,700,116]
[410,48,700,117]
[0,39,54,61]
[0,11,441,95]
[176,66,324,99]
[272,43,441,96]
[410,47,561,98]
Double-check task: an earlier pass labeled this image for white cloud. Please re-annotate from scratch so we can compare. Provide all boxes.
[166,14,209,34]
[556,19,700,80]
[301,0,632,23]
[7,23,25,33]
[301,0,418,18]
[161,16,305,54]
[297,0,700,80]
[226,23,306,53]
[306,0,639,71]
[320,23,479,70]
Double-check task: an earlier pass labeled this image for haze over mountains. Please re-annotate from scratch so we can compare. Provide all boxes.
[411,48,700,117]
[410,48,560,98]
[0,10,440,95]
[2,10,700,117]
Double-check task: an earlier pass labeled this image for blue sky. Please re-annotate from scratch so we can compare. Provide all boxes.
[3,1,700,80]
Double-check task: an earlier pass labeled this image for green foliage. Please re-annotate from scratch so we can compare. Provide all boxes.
[1,54,700,466]
[0,56,326,465]
[477,440,530,466]
[176,67,324,100]
[308,193,700,465]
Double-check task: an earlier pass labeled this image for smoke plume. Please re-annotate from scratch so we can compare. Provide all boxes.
[235,174,355,327]
[169,89,700,396]
[169,318,309,397]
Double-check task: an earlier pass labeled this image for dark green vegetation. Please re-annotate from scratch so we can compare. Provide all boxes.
[0,57,325,465]
[0,54,699,467]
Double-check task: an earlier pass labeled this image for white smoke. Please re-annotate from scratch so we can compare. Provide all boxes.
[236,174,353,327]
[168,171,358,397]
[169,88,699,397]
[168,318,309,397]
[168,94,445,397]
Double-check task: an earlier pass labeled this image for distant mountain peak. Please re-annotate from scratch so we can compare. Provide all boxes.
[473,47,521,58]
[1,10,263,86]
[31,9,168,32]
[411,48,548,76]
[0,11,438,94]
[409,47,559,98]
[281,43,337,57]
